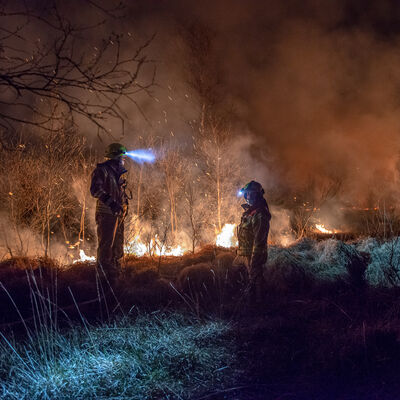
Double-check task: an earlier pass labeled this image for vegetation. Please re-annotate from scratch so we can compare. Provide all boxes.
[1,240,400,398]
[0,313,235,399]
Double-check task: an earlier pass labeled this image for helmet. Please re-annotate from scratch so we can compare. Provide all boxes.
[105,143,127,159]
[240,180,265,195]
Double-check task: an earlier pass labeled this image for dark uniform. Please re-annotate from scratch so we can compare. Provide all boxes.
[234,182,271,303]
[90,156,128,282]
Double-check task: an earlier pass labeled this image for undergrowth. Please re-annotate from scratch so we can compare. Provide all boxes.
[2,239,400,398]
[0,312,236,400]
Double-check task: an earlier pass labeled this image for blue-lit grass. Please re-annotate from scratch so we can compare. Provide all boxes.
[0,313,236,399]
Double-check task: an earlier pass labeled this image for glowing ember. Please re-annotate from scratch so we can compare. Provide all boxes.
[315,224,337,234]
[73,249,96,264]
[216,223,238,248]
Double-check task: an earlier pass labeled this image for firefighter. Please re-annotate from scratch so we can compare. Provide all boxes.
[234,180,271,305]
[90,143,129,284]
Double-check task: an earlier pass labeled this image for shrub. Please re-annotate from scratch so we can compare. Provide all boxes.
[361,237,400,287]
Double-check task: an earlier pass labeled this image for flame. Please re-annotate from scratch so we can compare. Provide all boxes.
[315,224,338,234]
[216,223,238,248]
[124,223,238,256]
[124,236,148,256]
[125,235,184,257]
[73,249,96,264]
[155,243,184,257]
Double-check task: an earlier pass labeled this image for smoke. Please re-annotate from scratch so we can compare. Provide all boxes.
[0,213,71,261]
[4,0,400,204]
[3,0,400,253]
[117,0,400,207]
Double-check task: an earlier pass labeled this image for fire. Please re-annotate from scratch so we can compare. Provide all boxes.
[315,224,338,234]
[156,244,184,257]
[125,236,148,257]
[216,223,238,248]
[124,223,238,257]
[124,235,185,257]
[73,249,96,264]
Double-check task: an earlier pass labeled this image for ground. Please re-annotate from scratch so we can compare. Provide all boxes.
[1,239,400,399]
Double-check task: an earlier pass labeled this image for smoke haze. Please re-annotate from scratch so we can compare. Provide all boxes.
[3,0,400,258]
[117,0,400,205]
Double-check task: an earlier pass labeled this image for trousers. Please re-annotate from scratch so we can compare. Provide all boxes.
[233,255,266,303]
[95,212,124,282]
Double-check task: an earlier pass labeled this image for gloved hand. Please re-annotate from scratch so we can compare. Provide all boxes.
[109,201,123,216]
[104,197,122,215]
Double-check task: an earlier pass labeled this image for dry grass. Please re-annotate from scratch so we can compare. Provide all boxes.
[0,312,236,400]
[2,240,400,398]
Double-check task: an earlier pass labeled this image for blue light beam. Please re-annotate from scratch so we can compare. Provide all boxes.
[237,190,243,197]
[126,149,156,164]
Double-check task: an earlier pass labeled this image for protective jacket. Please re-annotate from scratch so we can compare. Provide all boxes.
[237,198,271,266]
[90,159,128,215]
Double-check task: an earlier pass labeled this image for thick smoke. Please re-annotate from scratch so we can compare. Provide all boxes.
[120,0,400,206]
[7,0,400,204]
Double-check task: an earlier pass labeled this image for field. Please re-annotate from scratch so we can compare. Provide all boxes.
[1,238,400,399]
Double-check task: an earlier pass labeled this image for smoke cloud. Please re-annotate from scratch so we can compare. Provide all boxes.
[118,0,400,206]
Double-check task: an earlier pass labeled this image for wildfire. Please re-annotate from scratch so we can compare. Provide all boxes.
[216,223,238,248]
[315,224,339,234]
[125,236,148,257]
[123,223,238,257]
[70,223,238,262]
[124,235,185,257]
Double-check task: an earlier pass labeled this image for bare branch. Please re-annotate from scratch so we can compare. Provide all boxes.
[0,0,155,138]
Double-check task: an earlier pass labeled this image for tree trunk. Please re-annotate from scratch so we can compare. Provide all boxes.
[137,165,143,216]
[216,146,222,232]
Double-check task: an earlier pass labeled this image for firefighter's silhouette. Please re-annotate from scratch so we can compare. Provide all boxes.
[90,143,129,283]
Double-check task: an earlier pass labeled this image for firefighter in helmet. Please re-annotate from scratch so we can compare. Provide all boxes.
[234,180,271,304]
[90,143,129,283]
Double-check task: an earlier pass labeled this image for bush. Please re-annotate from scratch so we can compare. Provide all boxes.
[266,238,369,292]
[359,237,400,287]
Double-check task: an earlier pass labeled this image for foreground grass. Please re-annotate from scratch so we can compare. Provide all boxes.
[3,239,400,398]
[0,313,236,399]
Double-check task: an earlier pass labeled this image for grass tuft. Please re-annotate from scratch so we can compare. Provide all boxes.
[0,312,236,399]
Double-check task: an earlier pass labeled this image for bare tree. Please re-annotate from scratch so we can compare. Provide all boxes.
[158,144,186,237]
[0,126,87,257]
[291,177,342,238]
[194,116,242,232]
[0,0,155,141]
[179,22,241,232]
[184,181,204,253]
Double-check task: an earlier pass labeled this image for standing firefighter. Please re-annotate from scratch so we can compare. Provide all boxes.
[234,180,271,305]
[90,143,129,283]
